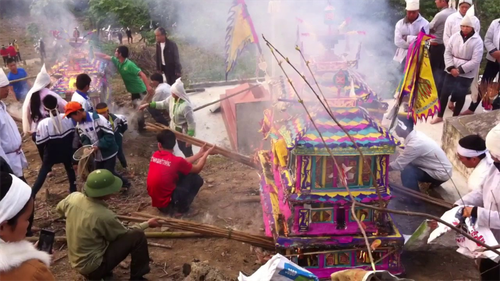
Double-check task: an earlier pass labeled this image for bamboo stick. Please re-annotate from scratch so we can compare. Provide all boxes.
[145,122,260,169]
[389,183,453,209]
[147,242,172,249]
[25,232,203,243]
[193,84,261,112]
[130,212,275,249]
[9,75,37,83]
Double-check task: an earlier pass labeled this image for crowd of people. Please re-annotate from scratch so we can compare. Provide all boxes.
[0,26,215,280]
[394,0,500,124]
[1,40,21,67]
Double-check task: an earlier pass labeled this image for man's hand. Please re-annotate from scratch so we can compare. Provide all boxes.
[462,206,474,218]
[451,68,460,77]
[199,143,208,154]
[92,145,99,152]
[206,145,217,155]
[492,51,500,62]
[147,218,161,228]
[138,103,149,111]
[147,86,154,95]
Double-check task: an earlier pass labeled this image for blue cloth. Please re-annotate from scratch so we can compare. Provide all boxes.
[401,164,445,191]
[75,90,89,100]
[7,68,29,101]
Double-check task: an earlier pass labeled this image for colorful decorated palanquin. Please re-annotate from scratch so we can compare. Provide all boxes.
[50,45,109,104]
[257,95,405,278]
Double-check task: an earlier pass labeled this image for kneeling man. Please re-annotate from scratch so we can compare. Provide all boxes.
[456,134,493,192]
[57,169,160,281]
[147,130,215,217]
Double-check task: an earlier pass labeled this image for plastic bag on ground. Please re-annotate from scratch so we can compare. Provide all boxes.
[238,253,319,281]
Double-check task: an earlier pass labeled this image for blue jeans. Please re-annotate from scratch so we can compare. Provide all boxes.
[401,164,444,191]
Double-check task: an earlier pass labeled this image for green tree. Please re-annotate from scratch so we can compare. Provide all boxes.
[88,0,150,30]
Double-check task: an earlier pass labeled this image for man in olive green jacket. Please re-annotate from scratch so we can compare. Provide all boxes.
[56,169,160,280]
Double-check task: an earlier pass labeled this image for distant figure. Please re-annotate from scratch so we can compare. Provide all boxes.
[6,43,16,62]
[393,0,429,72]
[117,31,123,44]
[155,27,182,85]
[73,27,80,43]
[126,27,133,44]
[39,38,46,64]
[13,40,21,62]
[6,58,30,101]
[0,45,8,67]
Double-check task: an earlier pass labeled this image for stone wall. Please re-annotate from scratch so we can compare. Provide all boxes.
[442,110,500,177]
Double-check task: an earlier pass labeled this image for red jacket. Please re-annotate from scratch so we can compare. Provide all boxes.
[0,48,8,57]
[7,46,16,57]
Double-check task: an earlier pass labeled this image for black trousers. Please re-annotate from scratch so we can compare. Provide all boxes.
[147,107,170,126]
[469,60,500,112]
[95,156,131,188]
[438,74,473,117]
[117,144,128,169]
[178,140,194,157]
[85,229,150,281]
[161,65,179,86]
[158,173,204,214]
[479,258,500,281]
[131,92,147,131]
[429,44,446,98]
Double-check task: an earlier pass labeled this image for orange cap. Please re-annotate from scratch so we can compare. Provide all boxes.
[64,101,84,117]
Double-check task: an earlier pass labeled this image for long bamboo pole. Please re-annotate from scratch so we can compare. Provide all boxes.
[25,232,203,243]
[145,122,259,169]
[9,75,37,83]
[389,183,453,209]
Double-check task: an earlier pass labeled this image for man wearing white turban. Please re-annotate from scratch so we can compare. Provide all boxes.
[139,78,195,157]
[458,123,500,280]
[0,68,27,180]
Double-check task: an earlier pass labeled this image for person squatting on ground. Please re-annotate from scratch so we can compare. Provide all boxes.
[147,73,171,126]
[139,78,195,157]
[432,9,483,123]
[456,134,493,193]
[71,73,95,113]
[147,130,215,217]
[95,102,129,170]
[0,172,56,281]
[456,123,500,281]
[22,65,67,172]
[0,68,28,182]
[389,114,452,192]
[57,169,160,281]
[94,46,153,132]
[28,95,78,234]
[64,101,131,191]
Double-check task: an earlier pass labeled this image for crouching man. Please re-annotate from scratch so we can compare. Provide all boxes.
[147,130,215,217]
[56,169,160,281]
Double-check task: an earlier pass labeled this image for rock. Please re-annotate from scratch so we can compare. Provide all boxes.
[206,178,215,184]
[182,261,230,281]
[208,184,214,188]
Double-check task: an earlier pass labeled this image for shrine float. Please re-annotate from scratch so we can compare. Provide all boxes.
[256,89,405,278]
[49,35,109,105]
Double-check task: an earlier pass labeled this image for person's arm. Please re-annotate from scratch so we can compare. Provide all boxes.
[484,21,499,56]
[394,21,409,49]
[458,39,483,75]
[455,188,483,207]
[98,215,152,241]
[443,17,452,47]
[444,39,455,72]
[94,52,112,61]
[389,143,420,171]
[55,196,68,218]
[149,96,170,110]
[79,130,92,146]
[173,42,182,76]
[185,146,205,164]
[190,146,216,174]
[183,104,195,137]
[118,117,128,134]
[96,120,117,151]
[34,264,56,281]
[428,13,439,33]
[138,71,153,96]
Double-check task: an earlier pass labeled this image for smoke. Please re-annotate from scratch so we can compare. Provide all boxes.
[150,0,402,98]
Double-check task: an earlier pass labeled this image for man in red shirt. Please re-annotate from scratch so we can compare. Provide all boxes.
[0,46,8,67]
[6,43,17,61]
[147,130,215,217]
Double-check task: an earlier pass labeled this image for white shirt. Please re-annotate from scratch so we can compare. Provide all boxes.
[457,165,500,243]
[484,19,500,63]
[390,130,452,181]
[444,31,483,79]
[153,83,171,102]
[393,15,430,63]
[160,42,166,65]
[71,91,94,112]
[0,101,28,177]
[467,153,494,193]
[443,11,481,47]
[35,113,75,145]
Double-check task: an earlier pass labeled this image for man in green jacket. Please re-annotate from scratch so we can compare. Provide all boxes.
[64,101,131,189]
[57,169,160,280]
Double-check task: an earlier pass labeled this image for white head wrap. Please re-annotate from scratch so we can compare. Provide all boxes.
[22,64,52,134]
[0,174,32,224]
[486,123,500,159]
[171,78,190,103]
[0,68,8,88]
[460,5,475,27]
[406,0,419,11]
[457,145,487,158]
[458,0,473,6]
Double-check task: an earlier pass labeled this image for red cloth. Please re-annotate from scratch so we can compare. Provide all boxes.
[147,150,192,208]
[6,46,16,57]
[0,48,7,57]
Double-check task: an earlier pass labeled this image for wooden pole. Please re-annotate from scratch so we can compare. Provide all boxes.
[193,84,261,112]
[25,231,204,243]
[8,75,37,84]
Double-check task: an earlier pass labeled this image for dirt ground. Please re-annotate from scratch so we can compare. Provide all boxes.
[1,16,483,281]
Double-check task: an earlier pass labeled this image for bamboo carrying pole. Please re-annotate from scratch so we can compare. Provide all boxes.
[8,75,37,84]
[129,212,275,249]
[25,232,203,243]
[144,122,260,169]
